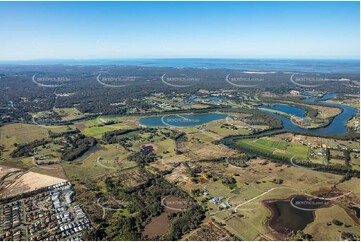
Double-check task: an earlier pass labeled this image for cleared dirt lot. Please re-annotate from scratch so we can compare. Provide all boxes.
[0,169,67,198]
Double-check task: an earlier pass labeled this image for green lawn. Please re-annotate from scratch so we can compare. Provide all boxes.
[255,139,288,150]
[235,138,309,160]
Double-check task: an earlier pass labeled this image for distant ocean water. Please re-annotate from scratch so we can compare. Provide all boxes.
[0,58,359,73]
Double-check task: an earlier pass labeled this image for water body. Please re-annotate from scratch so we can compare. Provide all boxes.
[259,104,306,117]
[2,59,359,73]
[139,113,228,127]
[259,93,357,135]
[264,196,330,236]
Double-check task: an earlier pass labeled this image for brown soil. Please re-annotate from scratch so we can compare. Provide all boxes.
[74,123,86,130]
[142,213,170,237]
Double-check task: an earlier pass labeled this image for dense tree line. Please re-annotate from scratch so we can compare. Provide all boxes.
[102,128,141,144]
[60,134,97,161]
[48,129,80,138]
[10,139,49,158]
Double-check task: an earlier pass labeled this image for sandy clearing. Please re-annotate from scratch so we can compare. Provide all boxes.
[1,171,67,198]
[0,166,22,179]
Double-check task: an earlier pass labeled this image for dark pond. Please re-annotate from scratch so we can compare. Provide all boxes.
[264,195,330,235]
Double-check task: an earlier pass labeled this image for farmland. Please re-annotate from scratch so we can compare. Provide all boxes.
[235,137,309,160]
[53,108,85,121]
[0,64,359,241]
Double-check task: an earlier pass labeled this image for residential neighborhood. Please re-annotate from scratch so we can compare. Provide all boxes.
[0,182,90,241]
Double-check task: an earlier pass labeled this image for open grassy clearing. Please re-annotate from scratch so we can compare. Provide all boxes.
[235,137,309,160]
[78,116,139,138]
[53,107,85,121]
[0,157,33,170]
[179,133,237,161]
[304,206,359,240]
[0,123,49,142]
[62,144,136,180]
[0,124,48,158]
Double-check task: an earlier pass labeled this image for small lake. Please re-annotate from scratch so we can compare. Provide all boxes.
[259,104,306,117]
[264,196,330,236]
[139,113,228,127]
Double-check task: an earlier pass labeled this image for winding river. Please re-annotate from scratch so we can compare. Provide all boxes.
[259,93,357,135]
[140,93,357,137]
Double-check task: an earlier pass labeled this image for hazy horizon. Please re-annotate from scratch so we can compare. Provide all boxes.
[0,1,359,60]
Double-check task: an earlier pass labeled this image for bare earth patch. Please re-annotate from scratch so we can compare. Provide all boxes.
[74,123,86,130]
[1,171,67,198]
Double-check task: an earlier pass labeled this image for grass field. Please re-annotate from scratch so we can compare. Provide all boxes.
[62,144,136,180]
[235,138,309,160]
[0,124,52,160]
[0,157,34,170]
[304,205,359,240]
[78,116,138,138]
[53,108,85,121]
[0,123,48,145]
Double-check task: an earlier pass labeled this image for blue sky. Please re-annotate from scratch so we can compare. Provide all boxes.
[0,1,359,60]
